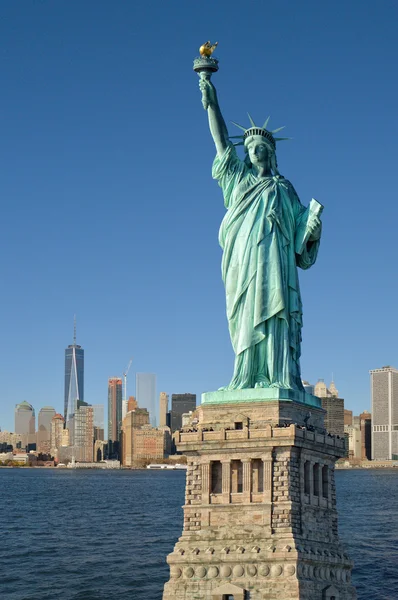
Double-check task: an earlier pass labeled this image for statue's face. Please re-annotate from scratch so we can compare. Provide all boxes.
[245,136,269,166]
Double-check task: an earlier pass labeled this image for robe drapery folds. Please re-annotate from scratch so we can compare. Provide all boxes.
[212,144,320,390]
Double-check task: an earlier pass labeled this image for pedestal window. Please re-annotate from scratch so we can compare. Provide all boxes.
[322,465,329,498]
[304,460,311,495]
[251,458,264,493]
[211,460,222,494]
[231,460,243,493]
[313,463,320,496]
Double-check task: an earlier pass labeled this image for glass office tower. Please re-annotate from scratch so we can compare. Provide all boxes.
[64,325,84,425]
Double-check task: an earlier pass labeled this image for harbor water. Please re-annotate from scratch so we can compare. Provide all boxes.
[1,468,397,599]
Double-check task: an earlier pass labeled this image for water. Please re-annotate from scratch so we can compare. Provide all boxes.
[0,468,397,599]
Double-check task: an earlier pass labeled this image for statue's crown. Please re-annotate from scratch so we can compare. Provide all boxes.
[229,115,290,150]
[243,127,276,149]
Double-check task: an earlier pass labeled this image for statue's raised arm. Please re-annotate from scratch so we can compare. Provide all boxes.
[193,41,228,156]
[199,78,229,156]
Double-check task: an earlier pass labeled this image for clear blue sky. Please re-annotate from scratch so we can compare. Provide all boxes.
[0,1,397,431]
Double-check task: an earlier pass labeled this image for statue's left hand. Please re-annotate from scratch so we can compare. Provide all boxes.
[307,215,322,241]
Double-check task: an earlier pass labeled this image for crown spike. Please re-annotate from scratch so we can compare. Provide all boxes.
[262,116,271,129]
[271,126,285,134]
[274,137,292,141]
[247,113,256,127]
[231,121,247,132]
[229,135,245,139]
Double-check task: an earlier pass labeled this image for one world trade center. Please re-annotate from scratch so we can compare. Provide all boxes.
[64,318,84,426]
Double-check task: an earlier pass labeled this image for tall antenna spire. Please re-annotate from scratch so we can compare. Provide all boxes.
[73,315,76,345]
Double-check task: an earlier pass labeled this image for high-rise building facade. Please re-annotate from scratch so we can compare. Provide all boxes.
[314,379,344,437]
[74,404,94,462]
[132,426,171,464]
[37,406,56,453]
[15,401,35,435]
[108,377,123,443]
[136,373,157,425]
[371,366,398,460]
[50,413,64,454]
[159,392,169,427]
[64,323,84,425]
[360,410,372,460]
[121,407,150,466]
[171,393,196,432]
[15,401,36,448]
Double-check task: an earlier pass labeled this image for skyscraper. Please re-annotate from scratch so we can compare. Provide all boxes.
[50,413,64,454]
[108,377,123,443]
[371,366,398,460]
[37,406,56,453]
[136,373,157,425]
[74,404,94,462]
[159,392,169,427]
[360,410,372,460]
[64,319,84,425]
[121,407,150,466]
[15,401,35,447]
[314,379,344,437]
[171,393,196,432]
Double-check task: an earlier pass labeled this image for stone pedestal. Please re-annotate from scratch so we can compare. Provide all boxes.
[163,391,356,600]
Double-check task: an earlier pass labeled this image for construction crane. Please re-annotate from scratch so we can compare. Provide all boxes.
[123,358,133,404]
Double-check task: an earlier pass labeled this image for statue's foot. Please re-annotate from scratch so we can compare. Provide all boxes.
[255,380,269,389]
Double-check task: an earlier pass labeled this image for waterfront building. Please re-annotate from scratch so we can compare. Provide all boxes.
[344,424,361,459]
[108,377,123,444]
[37,406,56,453]
[121,407,150,466]
[74,403,94,462]
[321,396,345,437]
[14,401,35,448]
[0,431,22,449]
[64,322,84,425]
[136,373,157,425]
[132,425,171,465]
[360,410,372,460]
[314,379,345,437]
[159,392,169,427]
[94,439,107,462]
[370,366,398,460]
[50,413,64,455]
[171,393,196,432]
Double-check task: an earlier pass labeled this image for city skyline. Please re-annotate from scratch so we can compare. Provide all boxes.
[0,361,375,434]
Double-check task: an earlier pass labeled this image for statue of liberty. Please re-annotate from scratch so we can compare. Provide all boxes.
[197,55,322,392]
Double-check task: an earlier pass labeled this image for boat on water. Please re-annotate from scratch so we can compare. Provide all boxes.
[147,463,187,470]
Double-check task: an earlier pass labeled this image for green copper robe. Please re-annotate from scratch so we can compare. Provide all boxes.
[213,145,320,390]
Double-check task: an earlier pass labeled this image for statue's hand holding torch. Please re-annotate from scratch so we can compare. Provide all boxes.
[193,41,219,110]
